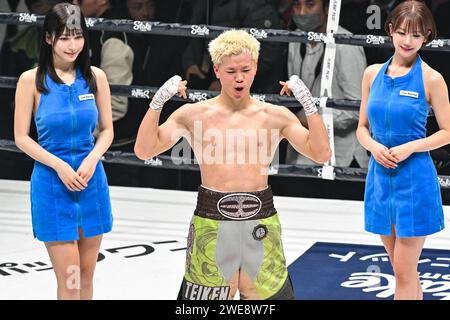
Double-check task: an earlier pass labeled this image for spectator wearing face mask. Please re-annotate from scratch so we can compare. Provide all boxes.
[285,0,369,168]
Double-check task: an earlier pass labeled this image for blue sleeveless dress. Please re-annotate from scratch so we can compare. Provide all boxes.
[30,68,113,242]
[365,55,444,237]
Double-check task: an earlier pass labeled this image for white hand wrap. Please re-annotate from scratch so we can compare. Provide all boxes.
[149,75,182,112]
[287,75,318,116]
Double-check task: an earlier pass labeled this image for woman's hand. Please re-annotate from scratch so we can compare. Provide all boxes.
[371,142,398,169]
[76,154,100,184]
[55,161,88,192]
[389,143,415,163]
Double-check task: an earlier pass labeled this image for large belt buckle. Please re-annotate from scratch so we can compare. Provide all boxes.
[217,193,262,220]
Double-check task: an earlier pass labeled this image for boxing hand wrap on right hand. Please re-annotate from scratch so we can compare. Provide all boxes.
[287,75,318,116]
[149,75,182,112]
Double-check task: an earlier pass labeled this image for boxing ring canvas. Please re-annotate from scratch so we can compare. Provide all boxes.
[289,242,450,300]
[1,179,450,300]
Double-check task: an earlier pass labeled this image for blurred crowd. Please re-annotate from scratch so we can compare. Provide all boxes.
[1,0,449,170]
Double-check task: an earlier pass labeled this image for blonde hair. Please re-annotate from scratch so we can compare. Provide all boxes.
[208,29,260,66]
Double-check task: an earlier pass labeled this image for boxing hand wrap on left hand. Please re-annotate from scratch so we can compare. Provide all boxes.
[287,75,318,116]
[149,75,182,112]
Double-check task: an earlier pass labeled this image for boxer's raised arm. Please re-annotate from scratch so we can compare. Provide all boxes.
[135,76,189,160]
[280,76,331,163]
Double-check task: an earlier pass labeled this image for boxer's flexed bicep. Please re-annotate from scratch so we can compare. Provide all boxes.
[136,76,189,159]
[280,108,316,160]
[153,104,192,155]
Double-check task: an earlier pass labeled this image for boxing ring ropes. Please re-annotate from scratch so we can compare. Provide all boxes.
[1,0,450,187]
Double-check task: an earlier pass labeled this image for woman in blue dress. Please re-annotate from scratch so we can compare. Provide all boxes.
[14,3,113,299]
[357,0,450,300]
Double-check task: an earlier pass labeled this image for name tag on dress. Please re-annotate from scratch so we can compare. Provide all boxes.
[399,90,419,98]
[78,94,95,101]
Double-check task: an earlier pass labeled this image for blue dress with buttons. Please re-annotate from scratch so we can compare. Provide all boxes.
[365,55,444,237]
[30,68,113,242]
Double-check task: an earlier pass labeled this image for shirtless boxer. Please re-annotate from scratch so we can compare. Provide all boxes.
[134,29,331,300]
